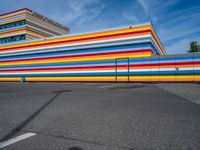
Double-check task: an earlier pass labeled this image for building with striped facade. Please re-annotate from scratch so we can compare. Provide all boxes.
[0,8,69,44]
[0,9,199,82]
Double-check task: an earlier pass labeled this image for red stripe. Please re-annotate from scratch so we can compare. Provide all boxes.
[0,49,152,63]
[27,22,60,35]
[0,8,31,17]
[150,31,165,54]
[0,65,118,72]
[131,61,200,67]
[0,62,199,72]
[0,30,151,52]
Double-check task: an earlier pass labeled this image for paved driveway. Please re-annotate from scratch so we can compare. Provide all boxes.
[0,82,200,150]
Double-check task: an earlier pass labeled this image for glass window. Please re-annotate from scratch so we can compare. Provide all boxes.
[0,34,26,44]
[0,20,26,31]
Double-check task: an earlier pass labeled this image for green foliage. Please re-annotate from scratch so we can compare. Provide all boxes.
[188,41,200,53]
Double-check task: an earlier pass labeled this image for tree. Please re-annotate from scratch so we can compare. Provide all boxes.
[188,41,199,53]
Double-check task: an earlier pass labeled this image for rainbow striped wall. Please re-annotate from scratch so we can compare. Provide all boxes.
[0,53,199,82]
[0,23,199,82]
[0,8,69,40]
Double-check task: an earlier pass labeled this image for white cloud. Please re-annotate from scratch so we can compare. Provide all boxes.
[159,23,200,42]
[1,0,199,54]
[43,0,105,32]
[137,0,149,14]
[165,36,200,54]
[157,5,200,43]
[122,11,139,23]
[0,0,107,34]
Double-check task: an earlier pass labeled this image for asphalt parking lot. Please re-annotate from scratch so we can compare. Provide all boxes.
[0,82,200,150]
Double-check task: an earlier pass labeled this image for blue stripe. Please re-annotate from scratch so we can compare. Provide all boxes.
[130,55,200,63]
[27,14,66,33]
[0,72,117,77]
[0,55,199,70]
[0,43,152,60]
[0,39,151,58]
[0,70,198,77]
[129,70,195,75]
[0,59,116,69]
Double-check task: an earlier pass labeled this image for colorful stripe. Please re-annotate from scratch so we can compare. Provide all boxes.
[0,22,199,82]
[0,8,69,42]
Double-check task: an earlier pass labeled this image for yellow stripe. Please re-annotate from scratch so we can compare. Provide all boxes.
[0,15,26,24]
[0,77,21,81]
[0,75,199,82]
[22,75,200,82]
[26,11,68,32]
[130,75,200,81]
[26,15,67,34]
[0,11,67,33]
[26,28,50,37]
[25,76,115,82]
[26,34,40,39]
[0,53,151,66]
[0,26,48,39]
[0,18,65,37]
[0,21,58,37]
[0,11,27,20]
[26,31,47,38]
[130,75,199,78]
[0,18,26,25]
[1,13,164,54]
[0,25,152,50]
[150,26,166,55]
[0,31,26,38]
[0,26,26,35]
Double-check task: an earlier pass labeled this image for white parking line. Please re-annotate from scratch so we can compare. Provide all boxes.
[99,83,124,88]
[0,132,37,148]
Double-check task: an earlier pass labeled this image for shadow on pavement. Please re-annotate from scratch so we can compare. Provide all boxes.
[0,90,70,142]
[68,147,83,150]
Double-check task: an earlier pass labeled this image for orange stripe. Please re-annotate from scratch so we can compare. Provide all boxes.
[0,30,151,53]
[0,12,26,20]
[0,24,151,50]
[0,27,26,35]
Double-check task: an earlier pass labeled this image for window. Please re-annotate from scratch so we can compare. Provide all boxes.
[0,20,26,31]
[0,35,26,44]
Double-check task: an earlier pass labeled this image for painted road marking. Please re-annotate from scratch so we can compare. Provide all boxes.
[0,132,37,148]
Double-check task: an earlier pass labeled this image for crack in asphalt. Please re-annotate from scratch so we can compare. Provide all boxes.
[0,90,70,142]
[21,129,136,150]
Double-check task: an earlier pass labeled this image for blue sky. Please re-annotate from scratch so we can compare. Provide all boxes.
[1,0,200,54]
